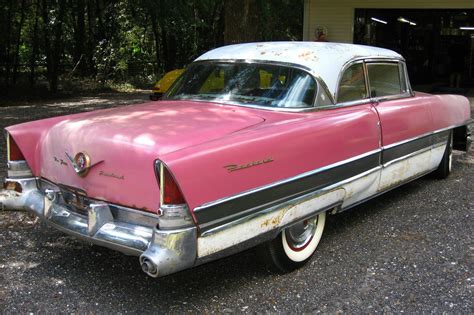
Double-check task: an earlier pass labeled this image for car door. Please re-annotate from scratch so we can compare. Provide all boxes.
[331,61,382,208]
[368,61,435,191]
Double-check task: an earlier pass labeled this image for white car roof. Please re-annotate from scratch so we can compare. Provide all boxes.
[195,41,403,100]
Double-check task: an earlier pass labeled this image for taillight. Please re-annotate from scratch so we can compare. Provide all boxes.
[155,160,194,229]
[161,166,185,204]
[155,161,185,205]
[7,133,25,161]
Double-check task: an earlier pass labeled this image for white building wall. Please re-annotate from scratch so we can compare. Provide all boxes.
[303,0,474,43]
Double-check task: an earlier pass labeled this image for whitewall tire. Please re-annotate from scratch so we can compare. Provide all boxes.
[258,211,326,272]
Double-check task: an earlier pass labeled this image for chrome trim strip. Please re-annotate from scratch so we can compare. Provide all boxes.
[194,148,381,213]
[341,167,435,213]
[7,161,33,178]
[201,166,381,236]
[334,57,409,103]
[383,122,468,150]
[6,131,11,162]
[194,122,467,230]
[383,146,431,167]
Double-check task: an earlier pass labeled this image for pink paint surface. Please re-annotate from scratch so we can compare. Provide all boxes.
[6,94,471,219]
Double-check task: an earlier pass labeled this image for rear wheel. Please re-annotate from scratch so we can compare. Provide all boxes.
[433,131,453,179]
[258,212,326,272]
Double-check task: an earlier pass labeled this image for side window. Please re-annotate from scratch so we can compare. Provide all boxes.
[367,63,403,97]
[317,87,332,107]
[337,63,368,103]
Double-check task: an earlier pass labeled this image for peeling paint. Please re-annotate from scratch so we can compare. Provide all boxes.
[197,188,345,257]
[379,147,444,192]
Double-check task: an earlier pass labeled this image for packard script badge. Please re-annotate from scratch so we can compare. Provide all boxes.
[66,151,103,177]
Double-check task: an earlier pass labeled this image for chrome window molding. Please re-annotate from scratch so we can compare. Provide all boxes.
[334,60,370,105]
[334,57,413,106]
[365,61,413,102]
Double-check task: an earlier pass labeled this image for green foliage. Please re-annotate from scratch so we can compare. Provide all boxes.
[0,0,304,93]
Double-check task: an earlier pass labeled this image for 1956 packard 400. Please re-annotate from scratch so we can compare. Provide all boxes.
[1,42,471,277]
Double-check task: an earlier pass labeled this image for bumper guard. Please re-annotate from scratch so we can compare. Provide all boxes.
[0,177,197,277]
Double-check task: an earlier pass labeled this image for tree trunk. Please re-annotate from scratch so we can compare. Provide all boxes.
[41,0,66,93]
[86,0,96,76]
[12,0,26,86]
[224,0,260,44]
[73,0,86,76]
[29,0,40,87]
[4,0,14,87]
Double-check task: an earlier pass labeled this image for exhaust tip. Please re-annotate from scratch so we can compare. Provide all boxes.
[140,257,159,277]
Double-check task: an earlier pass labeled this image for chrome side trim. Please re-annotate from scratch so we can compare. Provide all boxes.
[194,148,381,213]
[383,122,468,150]
[383,146,431,167]
[201,165,380,237]
[5,130,11,161]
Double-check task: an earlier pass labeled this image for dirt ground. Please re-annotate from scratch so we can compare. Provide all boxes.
[0,92,473,313]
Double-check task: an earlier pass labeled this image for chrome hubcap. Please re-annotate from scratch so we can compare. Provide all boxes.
[285,216,319,251]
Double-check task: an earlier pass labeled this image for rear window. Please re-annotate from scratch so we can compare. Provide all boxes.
[165,62,317,108]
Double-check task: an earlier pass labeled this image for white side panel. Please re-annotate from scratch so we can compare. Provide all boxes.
[197,188,345,258]
[378,148,439,192]
[430,144,446,168]
[340,169,380,208]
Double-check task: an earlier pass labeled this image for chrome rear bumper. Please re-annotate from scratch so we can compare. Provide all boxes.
[0,178,197,277]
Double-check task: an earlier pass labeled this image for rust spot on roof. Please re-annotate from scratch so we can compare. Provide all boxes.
[298,50,315,60]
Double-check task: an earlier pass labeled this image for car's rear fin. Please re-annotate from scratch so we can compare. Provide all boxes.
[154,160,196,229]
[5,132,33,179]
[7,132,25,161]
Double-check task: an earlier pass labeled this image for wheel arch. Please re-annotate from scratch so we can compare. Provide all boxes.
[453,124,471,152]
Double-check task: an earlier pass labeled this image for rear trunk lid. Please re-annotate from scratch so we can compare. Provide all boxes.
[10,101,265,212]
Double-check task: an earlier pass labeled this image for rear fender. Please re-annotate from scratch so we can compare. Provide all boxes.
[453,123,471,152]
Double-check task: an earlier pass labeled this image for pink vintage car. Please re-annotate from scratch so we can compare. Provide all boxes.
[1,42,472,277]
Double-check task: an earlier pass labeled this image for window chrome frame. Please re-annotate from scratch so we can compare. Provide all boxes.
[333,60,369,105]
[334,56,413,108]
[364,59,413,103]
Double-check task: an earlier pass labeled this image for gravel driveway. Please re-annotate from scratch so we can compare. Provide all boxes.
[0,93,472,313]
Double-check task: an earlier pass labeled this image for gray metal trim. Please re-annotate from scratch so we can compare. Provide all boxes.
[334,57,410,104]
[195,148,381,212]
[195,150,381,232]
[193,123,467,233]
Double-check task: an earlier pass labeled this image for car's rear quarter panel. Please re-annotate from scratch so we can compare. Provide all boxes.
[162,104,381,224]
[426,94,471,130]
